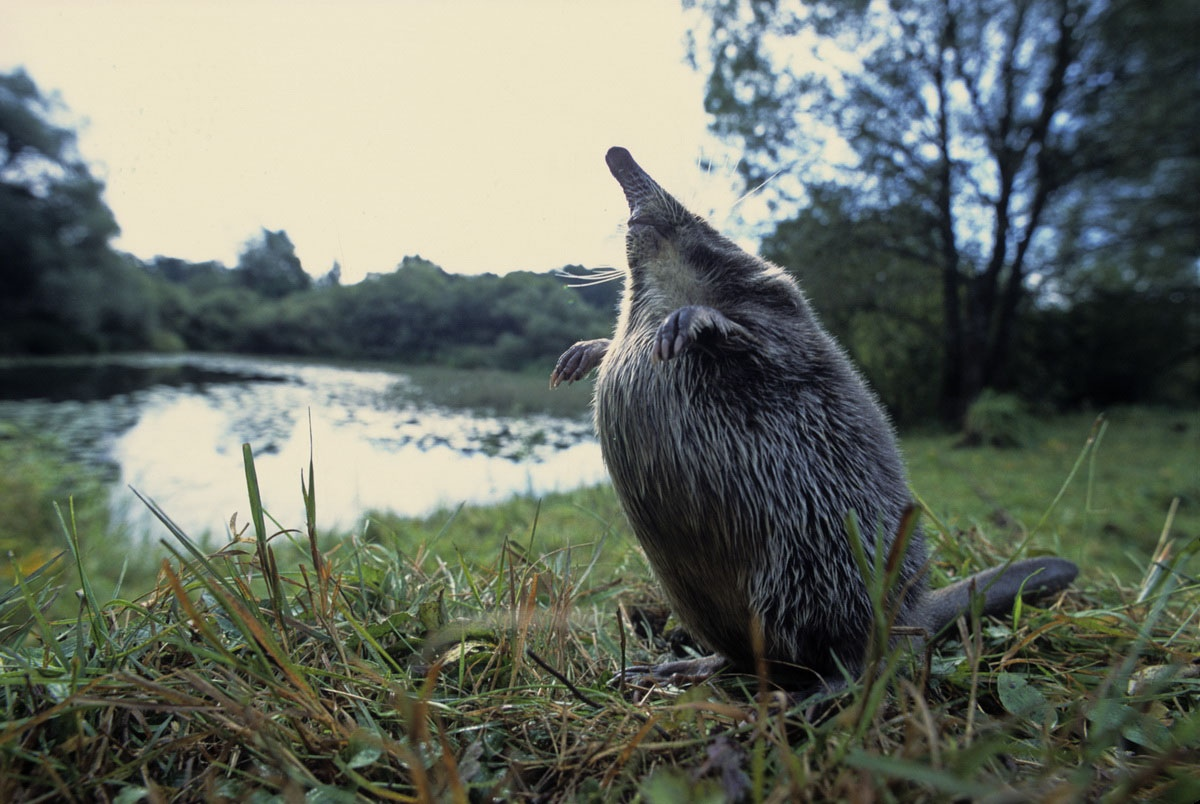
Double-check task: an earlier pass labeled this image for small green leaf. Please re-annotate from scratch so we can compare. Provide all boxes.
[112,787,149,804]
[1121,714,1173,752]
[1085,697,1134,733]
[996,672,1054,727]
[417,588,447,633]
[344,728,384,769]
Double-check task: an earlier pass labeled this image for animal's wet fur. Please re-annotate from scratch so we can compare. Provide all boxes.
[552,147,1077,690]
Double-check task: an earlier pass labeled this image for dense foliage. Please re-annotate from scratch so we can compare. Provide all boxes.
[0,70,157,354]
[688,0,1199,421]
[144,249,618,371]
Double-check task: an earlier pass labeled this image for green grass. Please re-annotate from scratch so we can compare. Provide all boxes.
[365,484,633,569]
[0,408,1196,800]
[906,408,1199,580]
[359,406,1195,587]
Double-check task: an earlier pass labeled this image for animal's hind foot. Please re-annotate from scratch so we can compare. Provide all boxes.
[612,654,730,688]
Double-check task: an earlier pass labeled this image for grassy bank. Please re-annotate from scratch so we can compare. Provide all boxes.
[0,409,1196,800]
[906,407,1199,580]
[2,403,1192,611]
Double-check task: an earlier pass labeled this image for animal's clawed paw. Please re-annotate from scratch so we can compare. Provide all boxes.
[550,338,610,387]
[653,306,754,362]
[653,307,700,361]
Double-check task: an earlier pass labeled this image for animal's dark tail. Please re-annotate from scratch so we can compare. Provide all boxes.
[919,557,1078,638]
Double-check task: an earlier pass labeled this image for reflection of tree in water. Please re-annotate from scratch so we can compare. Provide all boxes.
[0,355,287,403]
[213,384,302,458]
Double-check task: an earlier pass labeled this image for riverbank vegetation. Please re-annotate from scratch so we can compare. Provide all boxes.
[0,416,1195,800]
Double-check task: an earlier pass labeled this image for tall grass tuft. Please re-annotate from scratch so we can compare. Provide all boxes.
[0,440,1196,801]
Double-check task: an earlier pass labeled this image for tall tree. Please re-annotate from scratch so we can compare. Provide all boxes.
[0,68,152,353]
[687,0,1198,422]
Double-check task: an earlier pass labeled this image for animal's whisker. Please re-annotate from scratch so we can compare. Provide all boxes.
[555,266,624,287]
[732,167,784,209]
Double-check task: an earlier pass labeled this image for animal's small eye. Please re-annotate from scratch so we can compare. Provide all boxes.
[628,215,671,236]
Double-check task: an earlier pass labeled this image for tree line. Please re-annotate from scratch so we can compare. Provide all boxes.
[142,245,618,371]
[1,208,618,373]
[2,17,1196,426]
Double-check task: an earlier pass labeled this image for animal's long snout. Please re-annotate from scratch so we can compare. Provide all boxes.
[605,147,683,225]
[605,147,657,213]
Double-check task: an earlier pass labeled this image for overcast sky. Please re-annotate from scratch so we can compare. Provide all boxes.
[1,1,760,282]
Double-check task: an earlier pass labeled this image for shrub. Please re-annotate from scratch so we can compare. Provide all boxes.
[960,390,1034,447]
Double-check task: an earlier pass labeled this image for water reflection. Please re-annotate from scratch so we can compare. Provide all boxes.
[0,353,287,402]
[0,354,605,539]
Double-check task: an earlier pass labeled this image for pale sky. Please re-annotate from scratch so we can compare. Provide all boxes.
[1,0,757,282]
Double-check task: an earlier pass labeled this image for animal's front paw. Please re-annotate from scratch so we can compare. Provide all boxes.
[654,307,691,361]
[653,306,751,361]
[550,338,610,387]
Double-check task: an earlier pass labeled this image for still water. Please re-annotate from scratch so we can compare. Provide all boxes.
[0,354,605,538]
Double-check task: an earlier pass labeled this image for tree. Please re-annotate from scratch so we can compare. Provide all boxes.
[0,68,153,353]
[687,0,1199,422]
[763,187,943,422]
[235,228,311,299]
[1047,0,1200,296]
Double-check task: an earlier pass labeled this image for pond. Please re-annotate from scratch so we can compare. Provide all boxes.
[0,354,605,539]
